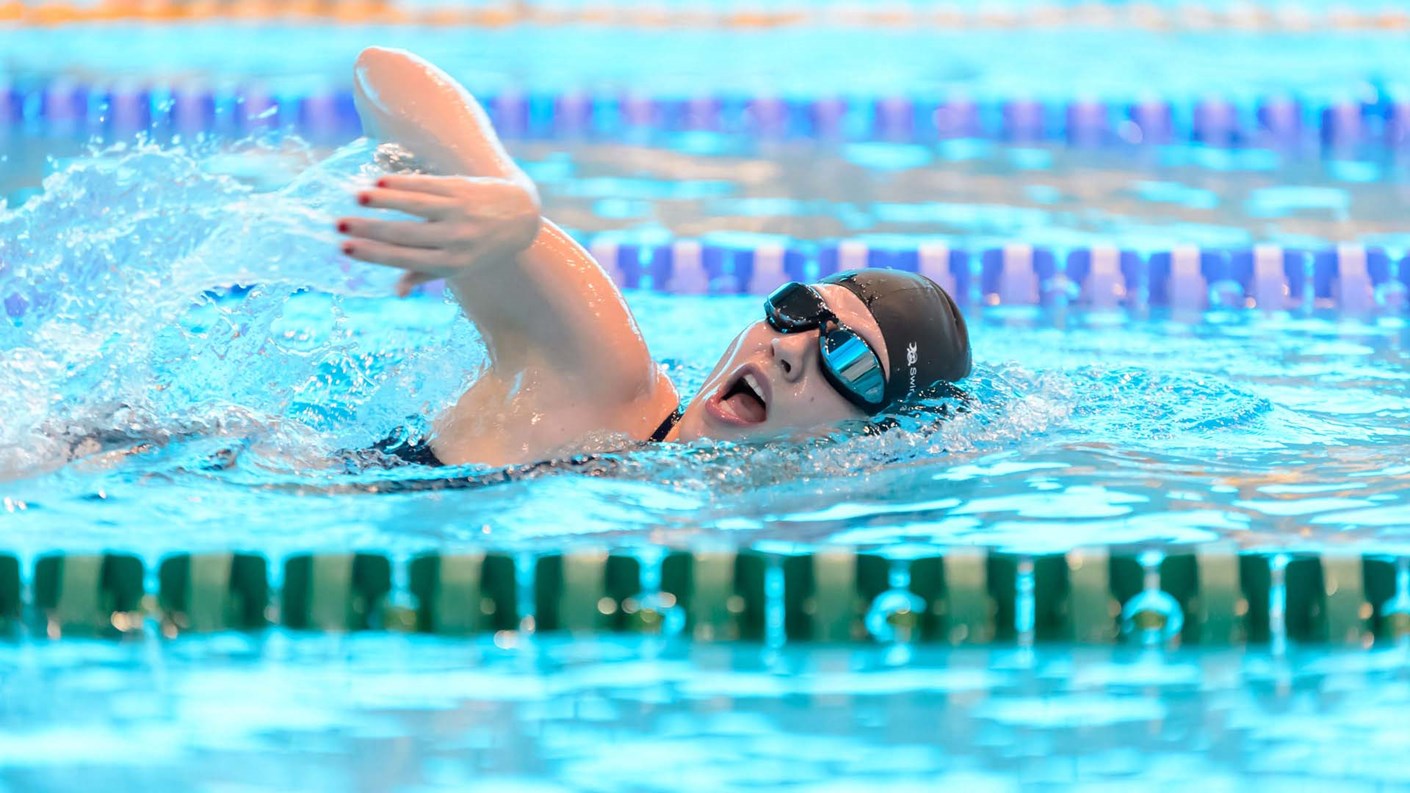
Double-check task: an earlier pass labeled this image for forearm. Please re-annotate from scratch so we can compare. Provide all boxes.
[445,219,652,384]
[352,46,535,196]
[343,47,662,407]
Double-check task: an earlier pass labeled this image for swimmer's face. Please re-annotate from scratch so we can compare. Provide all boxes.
[676,284,891,442]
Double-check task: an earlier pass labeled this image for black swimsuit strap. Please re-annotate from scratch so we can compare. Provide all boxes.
[648,405,684,442]
[366,403,683,475]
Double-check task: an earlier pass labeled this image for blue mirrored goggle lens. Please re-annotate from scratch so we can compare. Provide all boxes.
[821,328,886,405]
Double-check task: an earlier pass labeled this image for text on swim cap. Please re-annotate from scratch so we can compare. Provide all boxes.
[906,341,918,396]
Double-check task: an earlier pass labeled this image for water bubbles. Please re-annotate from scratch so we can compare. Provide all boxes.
[373,143,429,175]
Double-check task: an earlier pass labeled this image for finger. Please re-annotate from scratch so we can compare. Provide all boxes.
[395,271,440,298]
[374,174,480,197]
[341,239,447,272]
[337,217,452,249]
[357,187,452,220]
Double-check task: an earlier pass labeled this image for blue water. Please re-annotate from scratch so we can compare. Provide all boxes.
[510,136,1410,257]
[2,635,1410,791]
[9,134,1410,253]
[3,17,1410,792]
[4,23,1410,102]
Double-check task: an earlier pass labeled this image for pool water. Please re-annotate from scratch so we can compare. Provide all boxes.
[520,137,1410,253]
[3,14,1410,792]
[3,635,1410,791]
[5,23,1410,101]
[8,134,1410,250]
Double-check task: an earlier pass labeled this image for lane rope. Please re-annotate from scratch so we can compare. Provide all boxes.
[2,547,1405,646]
[576,240,1408,315]
[4,81,1410,150]
[3,241,1405,316]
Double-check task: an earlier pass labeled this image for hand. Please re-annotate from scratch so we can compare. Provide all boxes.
[336,174,542,297]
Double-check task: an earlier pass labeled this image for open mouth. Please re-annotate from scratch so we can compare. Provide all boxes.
[711,368,768,426]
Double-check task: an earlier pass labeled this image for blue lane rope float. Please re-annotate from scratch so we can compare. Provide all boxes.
[5,80,1410,150]
[577,240,1410,315]
[4,80,1409,316]
[2,241,1406,319]
[0,80,363,141]
[3,547,1408,647]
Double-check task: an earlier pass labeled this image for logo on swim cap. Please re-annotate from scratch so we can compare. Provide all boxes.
[906,342,919,395]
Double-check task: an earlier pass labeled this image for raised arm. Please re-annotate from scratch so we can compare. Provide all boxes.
[337,47,677,464]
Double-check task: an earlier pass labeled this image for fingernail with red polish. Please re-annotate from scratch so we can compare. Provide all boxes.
[336,221,349,233]
[358,194,371,206]
[375,179,387,188]
[341,243,354,255]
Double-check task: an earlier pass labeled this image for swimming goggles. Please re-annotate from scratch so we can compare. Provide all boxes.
[763,281,887,412]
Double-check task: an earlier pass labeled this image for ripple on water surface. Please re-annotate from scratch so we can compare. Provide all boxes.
[1,636,1409,790]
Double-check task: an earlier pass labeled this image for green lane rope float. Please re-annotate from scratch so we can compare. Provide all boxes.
[4,547,1407,648]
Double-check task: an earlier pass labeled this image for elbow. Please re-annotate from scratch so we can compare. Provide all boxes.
[352,46,401,105]
[352,47,463,133]
[352,47,409,139]
[353,46,433,96]
[351,46,498,161]
[354,45,399,75]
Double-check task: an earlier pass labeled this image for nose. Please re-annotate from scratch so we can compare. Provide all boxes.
[769,331,814,383]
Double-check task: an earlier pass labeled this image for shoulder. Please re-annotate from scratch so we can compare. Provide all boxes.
[434,364,679,466]
[528,362,680,438]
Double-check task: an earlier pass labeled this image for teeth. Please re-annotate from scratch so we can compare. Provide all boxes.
[742,372,763,404]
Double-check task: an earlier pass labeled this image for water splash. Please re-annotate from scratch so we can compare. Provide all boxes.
[0,139,477,478]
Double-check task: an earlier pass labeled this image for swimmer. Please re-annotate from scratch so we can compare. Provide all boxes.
[337,47,971,469]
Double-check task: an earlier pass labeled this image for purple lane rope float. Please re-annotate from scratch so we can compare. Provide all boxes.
[4,81,1409,317]
[5,81,1410,150]
[3,241,1407,319]
[579,240,1409,315]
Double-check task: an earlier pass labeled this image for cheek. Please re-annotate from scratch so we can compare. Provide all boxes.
[704,324,767,381]
[771,379,857,427]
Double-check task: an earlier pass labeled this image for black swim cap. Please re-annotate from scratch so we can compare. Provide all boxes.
[820,269,971,409]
